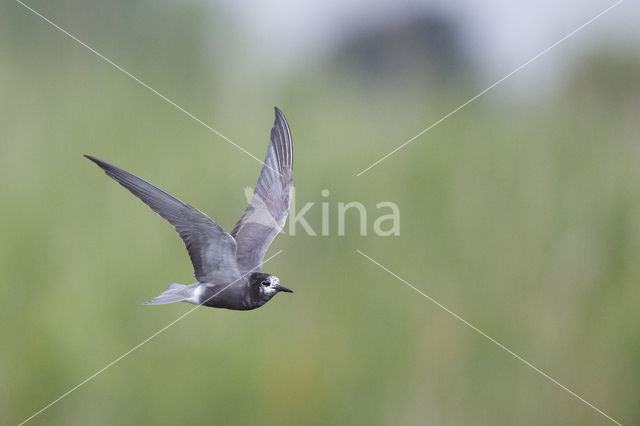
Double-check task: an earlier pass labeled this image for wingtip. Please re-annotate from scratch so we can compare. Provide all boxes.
[84,154,113,171]
[84,154,101,165]
[273,107,290,130]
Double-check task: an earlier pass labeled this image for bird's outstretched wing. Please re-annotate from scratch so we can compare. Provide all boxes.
[85,155,241,284]
[231,107,293,275]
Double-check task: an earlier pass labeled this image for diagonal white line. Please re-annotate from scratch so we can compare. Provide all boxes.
[356,249,622,425]
[17,250,284,426]
[14,0,279,173]
[356,0,625,176]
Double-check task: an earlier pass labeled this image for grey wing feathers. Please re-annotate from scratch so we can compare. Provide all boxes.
[85,155,241,284]
[231,107,293,275]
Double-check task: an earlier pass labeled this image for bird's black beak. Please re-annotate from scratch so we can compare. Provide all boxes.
[276,285,293,293]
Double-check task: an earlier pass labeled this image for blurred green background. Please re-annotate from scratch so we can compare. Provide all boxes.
[1,1,639,425]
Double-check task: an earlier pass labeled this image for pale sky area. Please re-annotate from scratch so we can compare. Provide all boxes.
[218,0,639,93]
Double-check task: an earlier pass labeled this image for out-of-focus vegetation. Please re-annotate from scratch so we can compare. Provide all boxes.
[1,1,639,425]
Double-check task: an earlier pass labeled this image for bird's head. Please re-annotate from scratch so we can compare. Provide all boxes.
[250,272,293,300]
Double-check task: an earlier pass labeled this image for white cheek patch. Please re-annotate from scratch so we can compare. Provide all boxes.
[258,276,280,298]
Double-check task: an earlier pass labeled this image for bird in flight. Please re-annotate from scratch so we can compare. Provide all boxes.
[86,107,293,310]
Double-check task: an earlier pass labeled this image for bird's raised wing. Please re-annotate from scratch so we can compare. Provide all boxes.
[85,155,241,284]
[231,107,293,275]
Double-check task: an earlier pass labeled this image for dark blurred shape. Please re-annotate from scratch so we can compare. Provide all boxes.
[331,12,473,88]
[564,49,640,113]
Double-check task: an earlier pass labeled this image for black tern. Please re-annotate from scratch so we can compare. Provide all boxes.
[86,107,293,310]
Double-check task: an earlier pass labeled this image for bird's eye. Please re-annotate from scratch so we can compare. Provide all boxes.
[261,280,270,286]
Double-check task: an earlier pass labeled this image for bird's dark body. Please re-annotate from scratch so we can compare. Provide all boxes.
[86,107,294,310]
[200,273,276,310]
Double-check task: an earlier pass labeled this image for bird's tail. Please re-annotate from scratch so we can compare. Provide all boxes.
[143,283,199,305]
